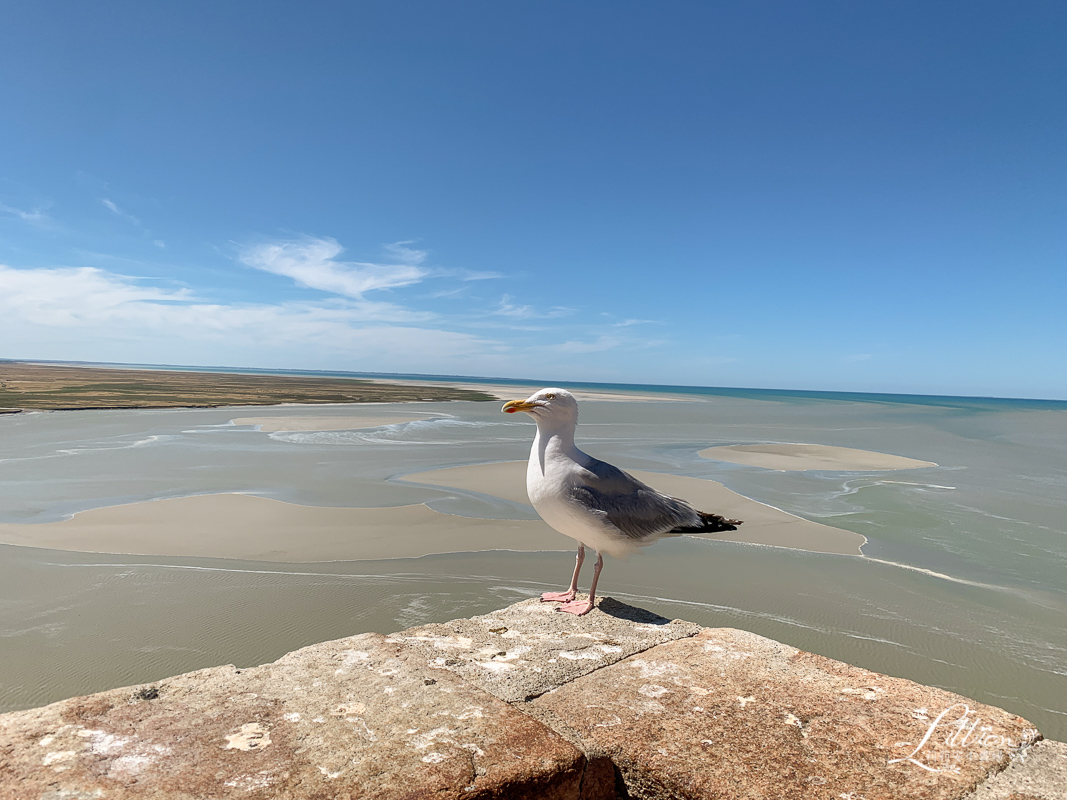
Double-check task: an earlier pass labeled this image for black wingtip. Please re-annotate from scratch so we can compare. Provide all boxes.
[669,511,743,534]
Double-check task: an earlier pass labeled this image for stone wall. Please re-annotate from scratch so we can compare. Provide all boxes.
[1,598,1063,799]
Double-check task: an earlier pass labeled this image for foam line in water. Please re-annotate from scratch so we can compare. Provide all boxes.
[268,418,515,446]
[55,434,169,455]
[45,562,436,581]
[878,480,957,490]
[838,631,909,648]
[859,557,1016,592]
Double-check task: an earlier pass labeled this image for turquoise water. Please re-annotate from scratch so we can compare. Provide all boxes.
[0,370,1064,738]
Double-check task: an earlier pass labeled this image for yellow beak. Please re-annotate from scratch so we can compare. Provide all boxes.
[502,399,537,414]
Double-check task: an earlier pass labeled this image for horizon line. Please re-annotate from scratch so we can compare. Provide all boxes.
[4,357,1065,408]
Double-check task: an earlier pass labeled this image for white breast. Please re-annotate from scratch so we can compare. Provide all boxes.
[526,439,639,559]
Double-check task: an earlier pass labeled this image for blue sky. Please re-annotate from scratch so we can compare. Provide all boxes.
[1,2,1064,398]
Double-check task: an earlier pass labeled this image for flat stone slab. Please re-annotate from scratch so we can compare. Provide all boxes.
[966,739,1067,800]
[390,597,702,702]
[2,599,1057,800]
[535,628,1040,800]
[0,632,586,800]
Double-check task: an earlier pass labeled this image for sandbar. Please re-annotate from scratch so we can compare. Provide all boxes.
[231,415,430,432]
[0,461,865,561]
[699,443,937,472]
[401,461,865,555]
[0,495,560,562]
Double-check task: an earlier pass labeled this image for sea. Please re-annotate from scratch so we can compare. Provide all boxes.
[1,369,1065,740]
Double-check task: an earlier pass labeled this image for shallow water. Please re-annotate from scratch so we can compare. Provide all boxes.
[0,387,1064,738]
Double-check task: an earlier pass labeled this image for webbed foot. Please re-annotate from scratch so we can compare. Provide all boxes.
[556,599,594,616]
[540,590,576,603]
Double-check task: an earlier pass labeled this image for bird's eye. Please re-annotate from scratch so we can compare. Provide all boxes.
[544,393,555,399]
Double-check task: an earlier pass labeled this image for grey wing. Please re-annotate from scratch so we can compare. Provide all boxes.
[570,457,701,541]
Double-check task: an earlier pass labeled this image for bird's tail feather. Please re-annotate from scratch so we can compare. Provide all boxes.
[670,511,742,534]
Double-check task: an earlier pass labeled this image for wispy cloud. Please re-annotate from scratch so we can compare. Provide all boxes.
[0,202,51,225]
[0,231,684,379]
[98,195,165,249]
[101,198,141,225]
[428,268,506,282]
[427,286,472,299]
[241,237,427,299]
[0,265,193,327]
[844,353,872,362]
[382,240,428,265]
[0,263,493,367]
[491,294,575,319]
[456,269,505,281]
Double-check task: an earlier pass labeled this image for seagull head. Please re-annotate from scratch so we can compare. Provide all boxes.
[501,388,578,427]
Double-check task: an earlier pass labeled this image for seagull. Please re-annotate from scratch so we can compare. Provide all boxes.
[502,388,741,615]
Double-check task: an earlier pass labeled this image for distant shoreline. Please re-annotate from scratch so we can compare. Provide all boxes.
[0,361,691,412]
[0,361,496,411]
[5,358,1065,407]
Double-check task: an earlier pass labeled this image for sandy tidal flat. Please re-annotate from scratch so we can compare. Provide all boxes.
[0,462,864,561]
[699,443,937,472]
[404,461,866,555]
[0,494,557,562]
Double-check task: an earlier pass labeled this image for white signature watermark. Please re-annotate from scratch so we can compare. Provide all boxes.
[888,702,1039,773]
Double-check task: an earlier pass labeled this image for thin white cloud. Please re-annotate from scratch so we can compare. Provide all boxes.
[427,267,506,281]
[382,240,428,265]
[456,269,505,281]
[494,295,536,318]
[491,294,575,319]
[0,265,193,327]
[426,268,506,289]
[101,198,141,225]
[241,237,426,299]
[0,232,685,378]
[0,202,51,225]
[427,286,472,299]
[153,240,166,249]
[0,263,493,367]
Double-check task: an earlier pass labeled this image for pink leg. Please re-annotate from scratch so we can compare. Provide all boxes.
[558,552,603,616]
[541,544,585,602]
